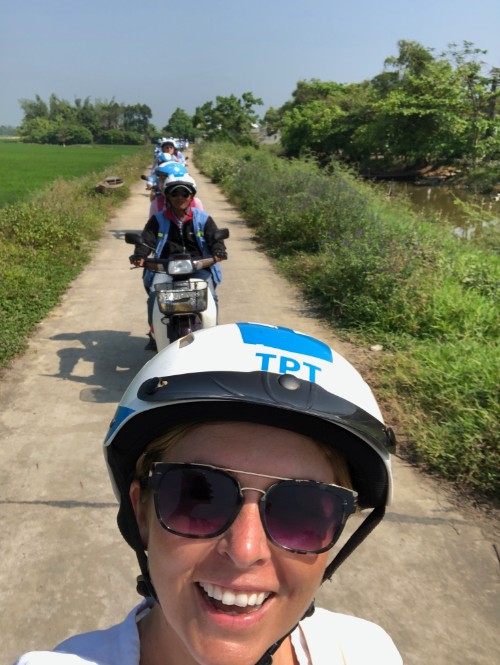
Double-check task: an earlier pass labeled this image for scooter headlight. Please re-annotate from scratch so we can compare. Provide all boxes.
[167,258,195,275]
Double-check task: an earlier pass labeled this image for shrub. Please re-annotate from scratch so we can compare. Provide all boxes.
[51,124,93,145]
[96,129,135,144]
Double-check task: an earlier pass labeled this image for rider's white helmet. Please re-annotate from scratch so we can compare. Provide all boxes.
[163,173,197,196]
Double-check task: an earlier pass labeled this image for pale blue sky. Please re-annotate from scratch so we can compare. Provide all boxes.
[1,0,499,128]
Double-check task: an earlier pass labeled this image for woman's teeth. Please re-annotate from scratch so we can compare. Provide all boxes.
[199,582,270,608]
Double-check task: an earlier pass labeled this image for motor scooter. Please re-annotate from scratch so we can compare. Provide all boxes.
[125,230,228,352]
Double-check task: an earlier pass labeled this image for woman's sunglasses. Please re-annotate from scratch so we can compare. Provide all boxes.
[168,189,191,198]
[146,463,357,554]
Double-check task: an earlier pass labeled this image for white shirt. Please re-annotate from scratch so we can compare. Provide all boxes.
[15,602,402,665]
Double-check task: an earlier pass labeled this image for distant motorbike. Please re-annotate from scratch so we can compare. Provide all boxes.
[125,230,229,352]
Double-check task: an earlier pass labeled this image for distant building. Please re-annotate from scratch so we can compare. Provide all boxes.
[250,124,281,144]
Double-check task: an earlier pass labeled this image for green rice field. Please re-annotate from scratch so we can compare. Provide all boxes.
[0,141,149,206]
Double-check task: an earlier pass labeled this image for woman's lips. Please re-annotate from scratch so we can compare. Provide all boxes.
[198,582,271,614]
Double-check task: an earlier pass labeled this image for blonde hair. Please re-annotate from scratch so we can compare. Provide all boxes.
[135,422,198,487]
[315,441,352,490]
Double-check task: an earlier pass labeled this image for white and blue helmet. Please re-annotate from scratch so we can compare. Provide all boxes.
[155,161,187,178]
[105,323,395,585]
[162,172,197,195]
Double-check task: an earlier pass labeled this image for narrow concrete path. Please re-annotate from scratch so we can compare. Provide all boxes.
[1,158,498,664]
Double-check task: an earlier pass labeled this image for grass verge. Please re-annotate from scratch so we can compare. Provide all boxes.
[194,141,499,499]
[0,148,150,366]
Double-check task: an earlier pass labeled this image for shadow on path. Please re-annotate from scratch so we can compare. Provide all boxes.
[46,330,149,403]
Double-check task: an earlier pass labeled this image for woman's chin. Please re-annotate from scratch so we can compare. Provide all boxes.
[178,589,282,665]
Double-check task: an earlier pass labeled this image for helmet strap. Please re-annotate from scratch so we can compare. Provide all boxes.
[133,531,158,601]
[136,572,157,601]
[323,504,386,582]
[119,494,159,602]
[130,519,158,601]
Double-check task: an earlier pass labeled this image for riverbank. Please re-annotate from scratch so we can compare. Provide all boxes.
[361,160,500,195]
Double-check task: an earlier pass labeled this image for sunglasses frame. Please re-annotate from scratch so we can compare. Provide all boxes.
[168,188,191,198]
[147,462,357,554]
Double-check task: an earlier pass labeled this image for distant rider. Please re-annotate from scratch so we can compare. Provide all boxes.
[148,162,204,216]
[161,140,186,166]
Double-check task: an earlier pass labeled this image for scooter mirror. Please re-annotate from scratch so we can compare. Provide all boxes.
[214,228,230,241]
[124,232,143,245]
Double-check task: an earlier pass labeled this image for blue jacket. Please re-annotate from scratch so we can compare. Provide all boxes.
[143,208,222,289]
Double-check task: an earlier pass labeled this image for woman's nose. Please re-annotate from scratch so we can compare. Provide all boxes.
[216,494,271,568]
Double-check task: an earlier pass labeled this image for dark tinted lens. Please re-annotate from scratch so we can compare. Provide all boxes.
[262,481,346,553]
[155,467,240,537]
[169,189,190,198]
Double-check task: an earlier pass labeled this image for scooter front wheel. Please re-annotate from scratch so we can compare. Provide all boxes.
[169,315,203,342]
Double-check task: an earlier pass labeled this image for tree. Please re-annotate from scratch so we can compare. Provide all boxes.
[193,92,263,145]
[384,40,436,79]
[48,94,76,123]
[289,79,346,105]
[277,79,375,162]
[366,40,500,165]
[262,107,282,136]
[162,108,197,141]
[445,42,500,163]
[281,102,345,157]
[95,99,123,130]
[74,97,100,136]
[52,123,93,145]
[273,41,500,168]
[123,103,152,134]
[18,95,49,121]
[16,94,155,144]
[19,117,56,143]
[366,52,465,164]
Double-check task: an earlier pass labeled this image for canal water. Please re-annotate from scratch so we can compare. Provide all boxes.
[373,180,500,236]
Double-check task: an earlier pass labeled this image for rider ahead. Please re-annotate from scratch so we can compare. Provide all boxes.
[133,173,227,350]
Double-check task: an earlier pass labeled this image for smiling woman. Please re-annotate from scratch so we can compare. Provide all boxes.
[14,323,402,665]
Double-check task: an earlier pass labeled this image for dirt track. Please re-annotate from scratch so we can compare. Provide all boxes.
[0,158,498,664]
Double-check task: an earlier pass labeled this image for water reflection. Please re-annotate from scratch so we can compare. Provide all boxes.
[374,180,500,232]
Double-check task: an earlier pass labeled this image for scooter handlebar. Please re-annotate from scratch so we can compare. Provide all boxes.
[138,255,227,274]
